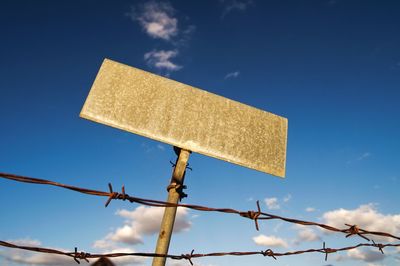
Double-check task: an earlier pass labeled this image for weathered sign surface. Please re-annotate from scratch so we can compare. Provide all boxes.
[80,59,288,177]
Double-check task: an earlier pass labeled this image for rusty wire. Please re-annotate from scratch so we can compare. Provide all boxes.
[1,172,400,242]
[1,239,400,265]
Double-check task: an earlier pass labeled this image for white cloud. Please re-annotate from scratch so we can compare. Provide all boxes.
[93,238,115,250]
[253,234,288,248]
[297,228,319,242]
[0,239,76,265]
[128,1,178,41]
[157,144,165,151]
[95,206,191,246]
[127,2,195,74]
[305,207,316,212]
[89,246,147,265]
[224,71,240,79]
[322,204,400,242]
[0,239,144,266]
[101,247,146,265]
[144,49,182,72]
[0,252,74,266]
[293,225,321,244]
[265,197,280,210]
[220,0,253,18]
[109,224,143,244]
[347,248,384,262]
[264,195,291,210]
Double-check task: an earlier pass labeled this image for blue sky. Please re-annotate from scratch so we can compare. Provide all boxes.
[1,0,400,265]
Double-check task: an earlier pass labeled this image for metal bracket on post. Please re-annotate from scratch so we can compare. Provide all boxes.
[152,147,191,266]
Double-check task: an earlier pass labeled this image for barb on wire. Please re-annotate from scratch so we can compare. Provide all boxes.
[239,200,261,231]
[344,224,370,241]
[372,240,385,254]
[321,242,336,261]
[74,247,90,264]
[1,172,400,242]
[261,249,276,260]
[181,249,195,265]
[105,183,129,207]
[1,240,400,265]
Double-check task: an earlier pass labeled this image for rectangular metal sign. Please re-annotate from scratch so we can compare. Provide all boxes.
[80,59,288,177]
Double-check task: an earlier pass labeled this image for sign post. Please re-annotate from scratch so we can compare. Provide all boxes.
[152,148,190,266]
[80,58,288,266]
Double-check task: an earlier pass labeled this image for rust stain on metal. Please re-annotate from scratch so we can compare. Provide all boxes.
[80,59,288,177]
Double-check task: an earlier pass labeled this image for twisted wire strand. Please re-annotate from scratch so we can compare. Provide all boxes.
[1,240,399,265]
[1,172,399,242]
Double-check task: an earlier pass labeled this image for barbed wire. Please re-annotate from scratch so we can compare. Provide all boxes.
[1,171,400,243]
[1,239,399,265]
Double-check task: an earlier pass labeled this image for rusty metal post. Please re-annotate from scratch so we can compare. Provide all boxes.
[152,148,190,266]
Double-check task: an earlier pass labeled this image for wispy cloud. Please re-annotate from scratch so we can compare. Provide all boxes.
[144,49,182,72]
[220,0,253,18]
[253,234,289,248]
[157,144,166,151]
[347,151,372,164]
[305,207,316,212]
[127,1,178,41]
[357,152,371,161]
[127,1,195,75]
[264,195,291,210]
[265,197,280,210]
[283,194,292,203]
[175,24,196,47]
[224,71,240,79]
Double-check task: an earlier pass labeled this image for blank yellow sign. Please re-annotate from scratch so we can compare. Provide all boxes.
[80,59,288,177]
